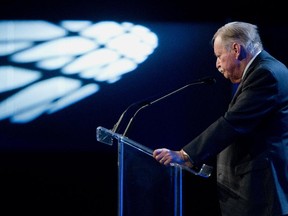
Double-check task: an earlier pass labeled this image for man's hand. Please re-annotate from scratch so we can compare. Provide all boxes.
[153,148,193,168]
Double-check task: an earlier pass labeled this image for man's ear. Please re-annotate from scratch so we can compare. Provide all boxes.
[233,43,246,60]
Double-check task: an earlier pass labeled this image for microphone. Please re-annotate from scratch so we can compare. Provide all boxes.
[148,76,215,106]
[111,99,149,133]
[112,76,216,136]
[200,76,216,85]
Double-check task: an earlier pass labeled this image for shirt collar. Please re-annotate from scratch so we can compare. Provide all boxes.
[242,50,262,79]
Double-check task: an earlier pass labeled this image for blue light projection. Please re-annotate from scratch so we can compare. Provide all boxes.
[0,20,158,123]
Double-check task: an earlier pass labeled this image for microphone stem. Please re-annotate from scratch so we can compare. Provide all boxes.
[114,76,215,136]
[123,104,149,136]
[150,81,204,105]
[122,80,206,136]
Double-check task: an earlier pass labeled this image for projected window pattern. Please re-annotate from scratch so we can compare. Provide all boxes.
[0,20,158,124]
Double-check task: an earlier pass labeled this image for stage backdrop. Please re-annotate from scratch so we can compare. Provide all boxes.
[0,20,287,215]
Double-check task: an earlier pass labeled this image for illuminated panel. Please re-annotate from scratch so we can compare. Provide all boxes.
[0,20,158,123]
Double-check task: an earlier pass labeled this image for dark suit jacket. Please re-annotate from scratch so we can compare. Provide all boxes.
[183,50,288,216]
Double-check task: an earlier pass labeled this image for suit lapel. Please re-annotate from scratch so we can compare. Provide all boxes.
[228,51,265,107]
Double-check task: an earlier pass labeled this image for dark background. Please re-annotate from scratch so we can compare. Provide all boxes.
[1,1,287,215]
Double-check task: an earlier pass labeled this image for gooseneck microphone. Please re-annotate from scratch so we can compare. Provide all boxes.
[111,76,216,136]
[146,76,215,106]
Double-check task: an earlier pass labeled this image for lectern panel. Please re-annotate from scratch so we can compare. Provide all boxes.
[118,137,182,216]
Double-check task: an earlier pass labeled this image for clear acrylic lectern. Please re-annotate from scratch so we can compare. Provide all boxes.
[96,126,213,216]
